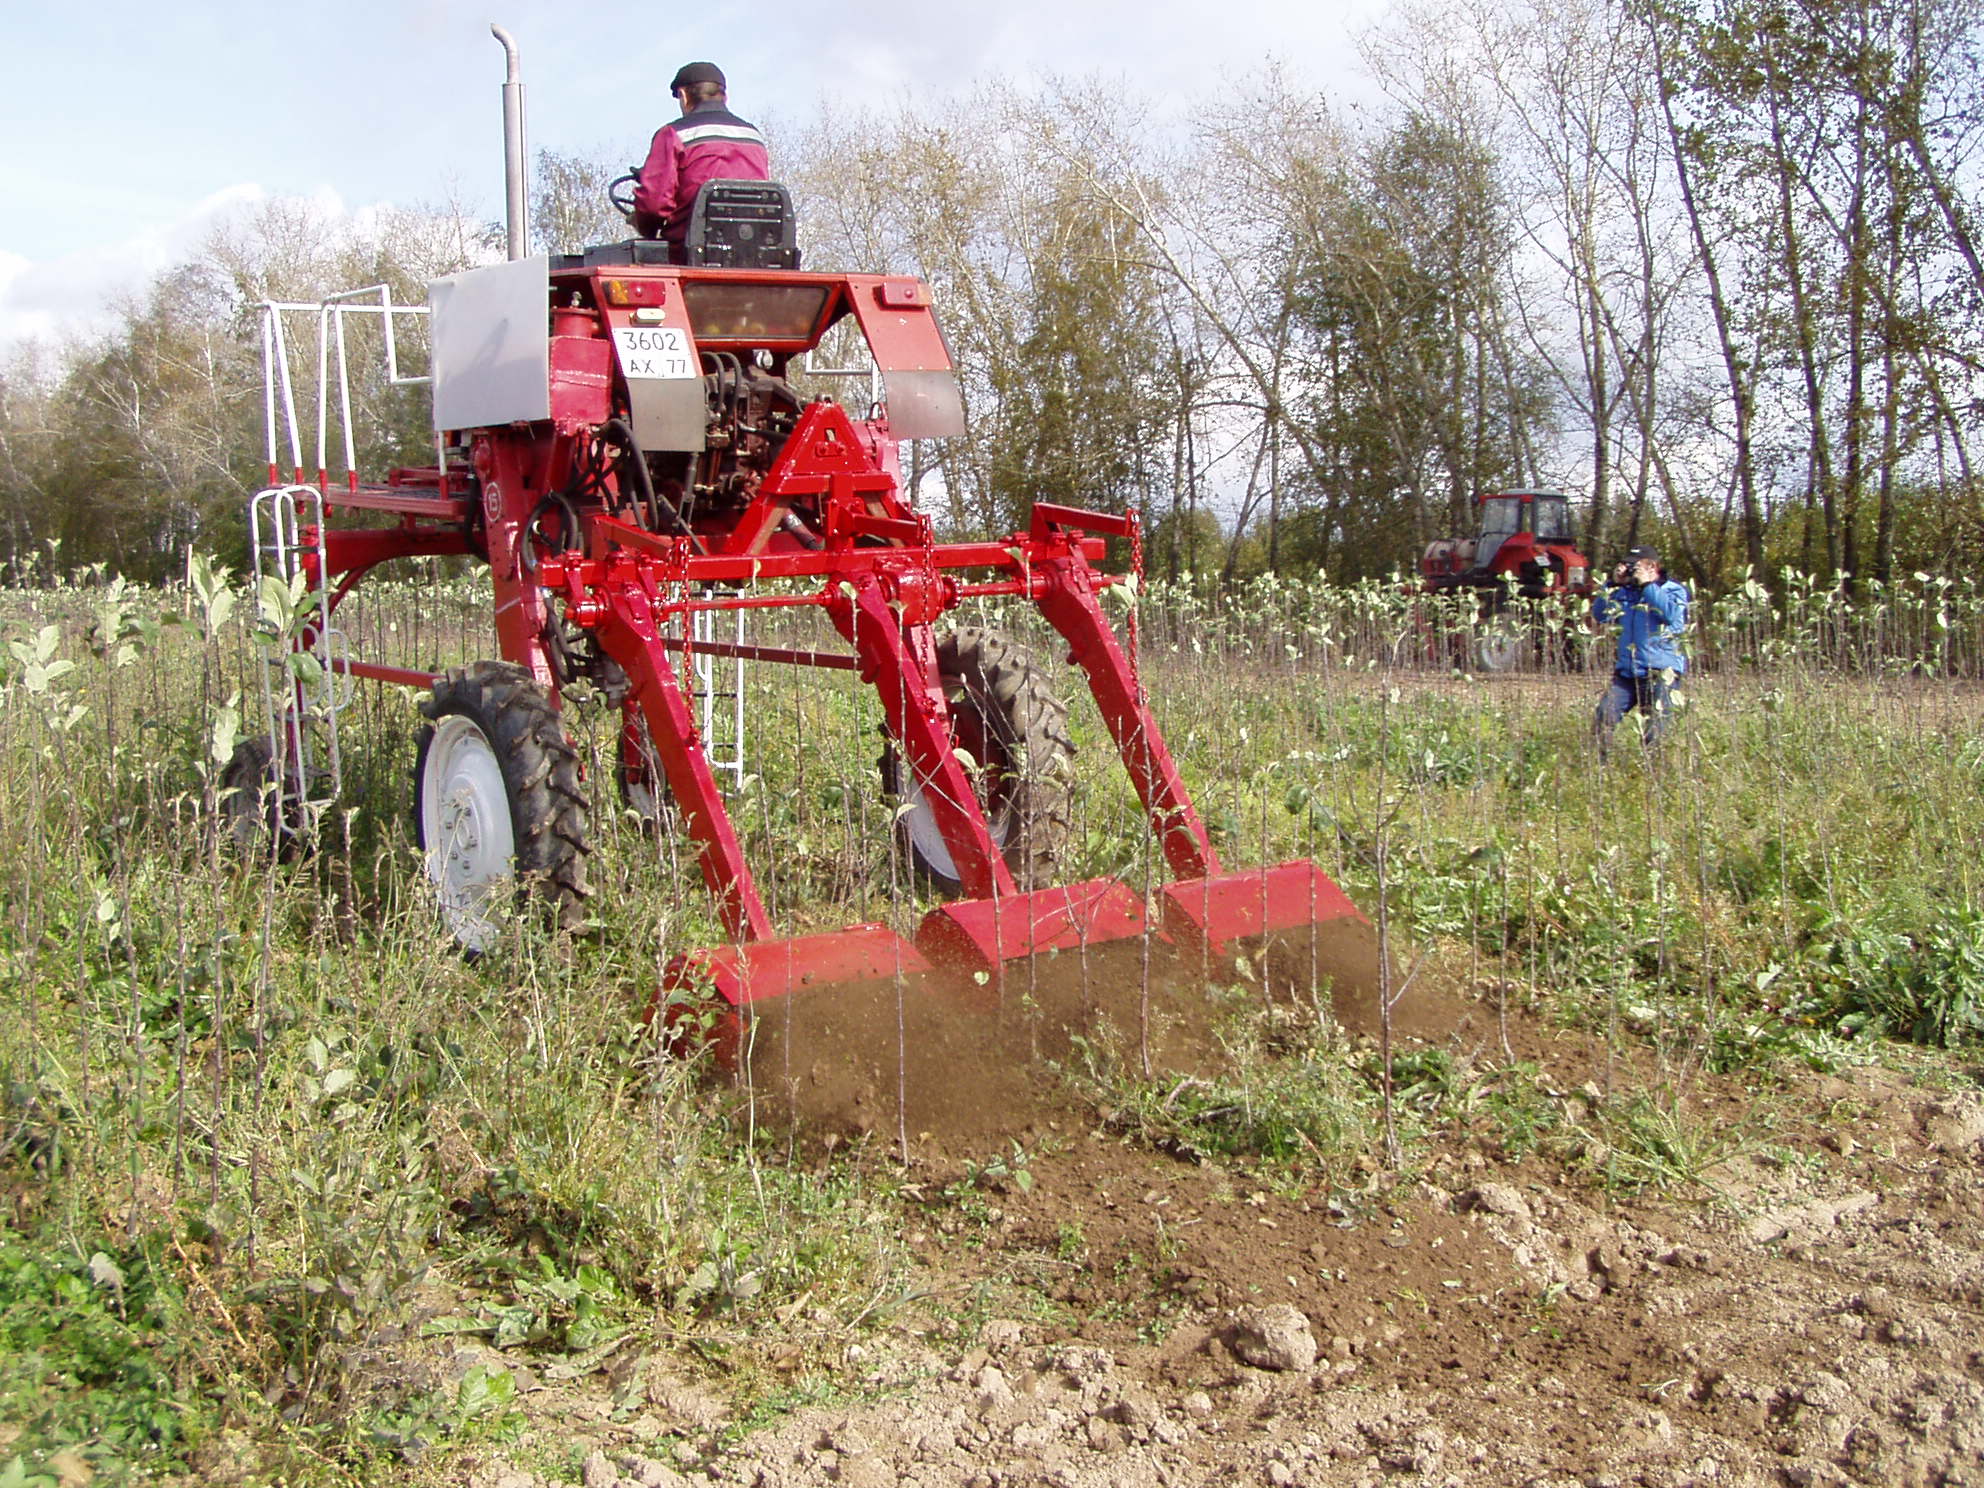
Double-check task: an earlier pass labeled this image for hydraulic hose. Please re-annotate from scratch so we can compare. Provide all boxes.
[601,418,702,550]
[520,490,583,576]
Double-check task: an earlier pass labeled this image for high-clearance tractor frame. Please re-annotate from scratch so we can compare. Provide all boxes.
[237,30,1377,1057]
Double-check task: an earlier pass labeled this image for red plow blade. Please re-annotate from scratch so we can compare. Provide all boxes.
[660,858,1385,1068]
[662,924,930,1064]
[916,876,1149,978]
[1159,859,1365,957]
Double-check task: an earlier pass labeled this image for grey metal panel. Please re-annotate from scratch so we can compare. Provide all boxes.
[884,370,964,440]
[428,257,552,431]
[627,377,707,452]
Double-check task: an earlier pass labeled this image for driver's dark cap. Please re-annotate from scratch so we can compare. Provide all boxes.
[671,62,726,92]
[1626,545,1661,564]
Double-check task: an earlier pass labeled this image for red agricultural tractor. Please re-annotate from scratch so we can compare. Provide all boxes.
[1419,490,1595,672]
[235,31,1383,1060]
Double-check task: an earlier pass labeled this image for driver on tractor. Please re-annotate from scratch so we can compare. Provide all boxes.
[633,62,770,256]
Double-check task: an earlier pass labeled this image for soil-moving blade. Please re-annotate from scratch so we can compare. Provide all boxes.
[915,876,1148,979]
[1159,858,1386,1000]
[662,924,930,1065]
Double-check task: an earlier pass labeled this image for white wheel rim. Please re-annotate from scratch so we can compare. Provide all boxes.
[1477,631,1522,673]
[422,715,514,951]
[900,777,959,882]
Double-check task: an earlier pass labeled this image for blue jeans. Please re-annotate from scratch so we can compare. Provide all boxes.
[1594,671,1674,755]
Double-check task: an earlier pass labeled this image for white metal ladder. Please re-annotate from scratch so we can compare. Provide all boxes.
[245,286,434,816]
[247,484,345,815]
[689,598,747,791]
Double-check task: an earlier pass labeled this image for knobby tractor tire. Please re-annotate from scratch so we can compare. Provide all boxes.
[219,732,322,856]
[883,626,1075,895]
[414,661,591,951]
[219,734,286,853]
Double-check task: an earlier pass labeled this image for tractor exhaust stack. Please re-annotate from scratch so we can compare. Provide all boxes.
[490,23,528,260]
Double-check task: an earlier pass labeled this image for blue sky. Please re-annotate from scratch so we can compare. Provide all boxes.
[2,0,1390,345]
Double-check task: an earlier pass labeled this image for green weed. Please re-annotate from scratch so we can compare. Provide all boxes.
[4,561,1984,1477]
[0,1227,211,1483]
[1069,1006,1383,1171]
[1575,1093,1745,1195]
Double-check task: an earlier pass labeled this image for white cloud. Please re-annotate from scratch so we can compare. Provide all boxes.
[0,183,273,351]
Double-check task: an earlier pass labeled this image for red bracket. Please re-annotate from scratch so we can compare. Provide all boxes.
[1030,502,1134,540]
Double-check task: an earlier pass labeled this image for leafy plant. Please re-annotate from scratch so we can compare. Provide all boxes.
[425,1256,626,1353]
[0,1229,210,1481]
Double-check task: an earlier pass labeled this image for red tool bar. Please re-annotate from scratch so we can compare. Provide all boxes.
[331,659,440,689]
[583,514,1102,582]
[655,636,856,670]
[676,540,1034,582]
[670,592,824,614]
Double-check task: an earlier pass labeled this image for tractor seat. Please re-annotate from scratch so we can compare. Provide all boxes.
[685,180,800,270]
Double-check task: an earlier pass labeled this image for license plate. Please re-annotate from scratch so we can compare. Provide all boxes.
[612,326,695,380]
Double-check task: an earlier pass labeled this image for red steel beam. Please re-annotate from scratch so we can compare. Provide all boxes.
[827,574,1016,900]
[333,659,440,689]
[1034,554,1221,882]
[595,582,774,942]
[655,637,856,670]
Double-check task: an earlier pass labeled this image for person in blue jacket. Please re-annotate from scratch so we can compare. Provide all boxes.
[1591,545,1690,755]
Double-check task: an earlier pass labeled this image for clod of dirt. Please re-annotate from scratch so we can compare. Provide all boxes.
[1459,1182,1533,1225]
[981,1318,1027,1353]
[1745,1190,1879,1244]
[972,1363,1017,1417]
[1226,1303,1318,1372]
[1920,1094,1984,1152]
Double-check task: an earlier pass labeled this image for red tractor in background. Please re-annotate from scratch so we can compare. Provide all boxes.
[1419,489,1595,672]
[236,30,1384,1066]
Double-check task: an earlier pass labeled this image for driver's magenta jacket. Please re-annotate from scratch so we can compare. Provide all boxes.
[634,102,771,241]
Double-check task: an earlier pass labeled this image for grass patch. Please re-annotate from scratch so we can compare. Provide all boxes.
[0,1226,211,1484]
[3,566,1984,1477]
[1066,999,1386,1172]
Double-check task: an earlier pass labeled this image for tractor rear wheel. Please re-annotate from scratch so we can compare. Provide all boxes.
[884,627,1075,895]
[220,732,326,855]
[415,662,591,950]
[220,734,288,852]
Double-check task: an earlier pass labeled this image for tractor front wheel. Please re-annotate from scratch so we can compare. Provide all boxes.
[1474,626,1525,674]
[884,627,1075,895]
[415,662,591,950]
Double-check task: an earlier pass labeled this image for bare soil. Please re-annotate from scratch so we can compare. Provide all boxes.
[447,970,1984,1488]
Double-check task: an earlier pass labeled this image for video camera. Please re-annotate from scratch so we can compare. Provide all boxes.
[1610,548,1662,587]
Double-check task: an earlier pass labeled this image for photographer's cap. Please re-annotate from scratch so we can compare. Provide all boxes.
[1626,545,1661,564]
[671,61,726,91]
